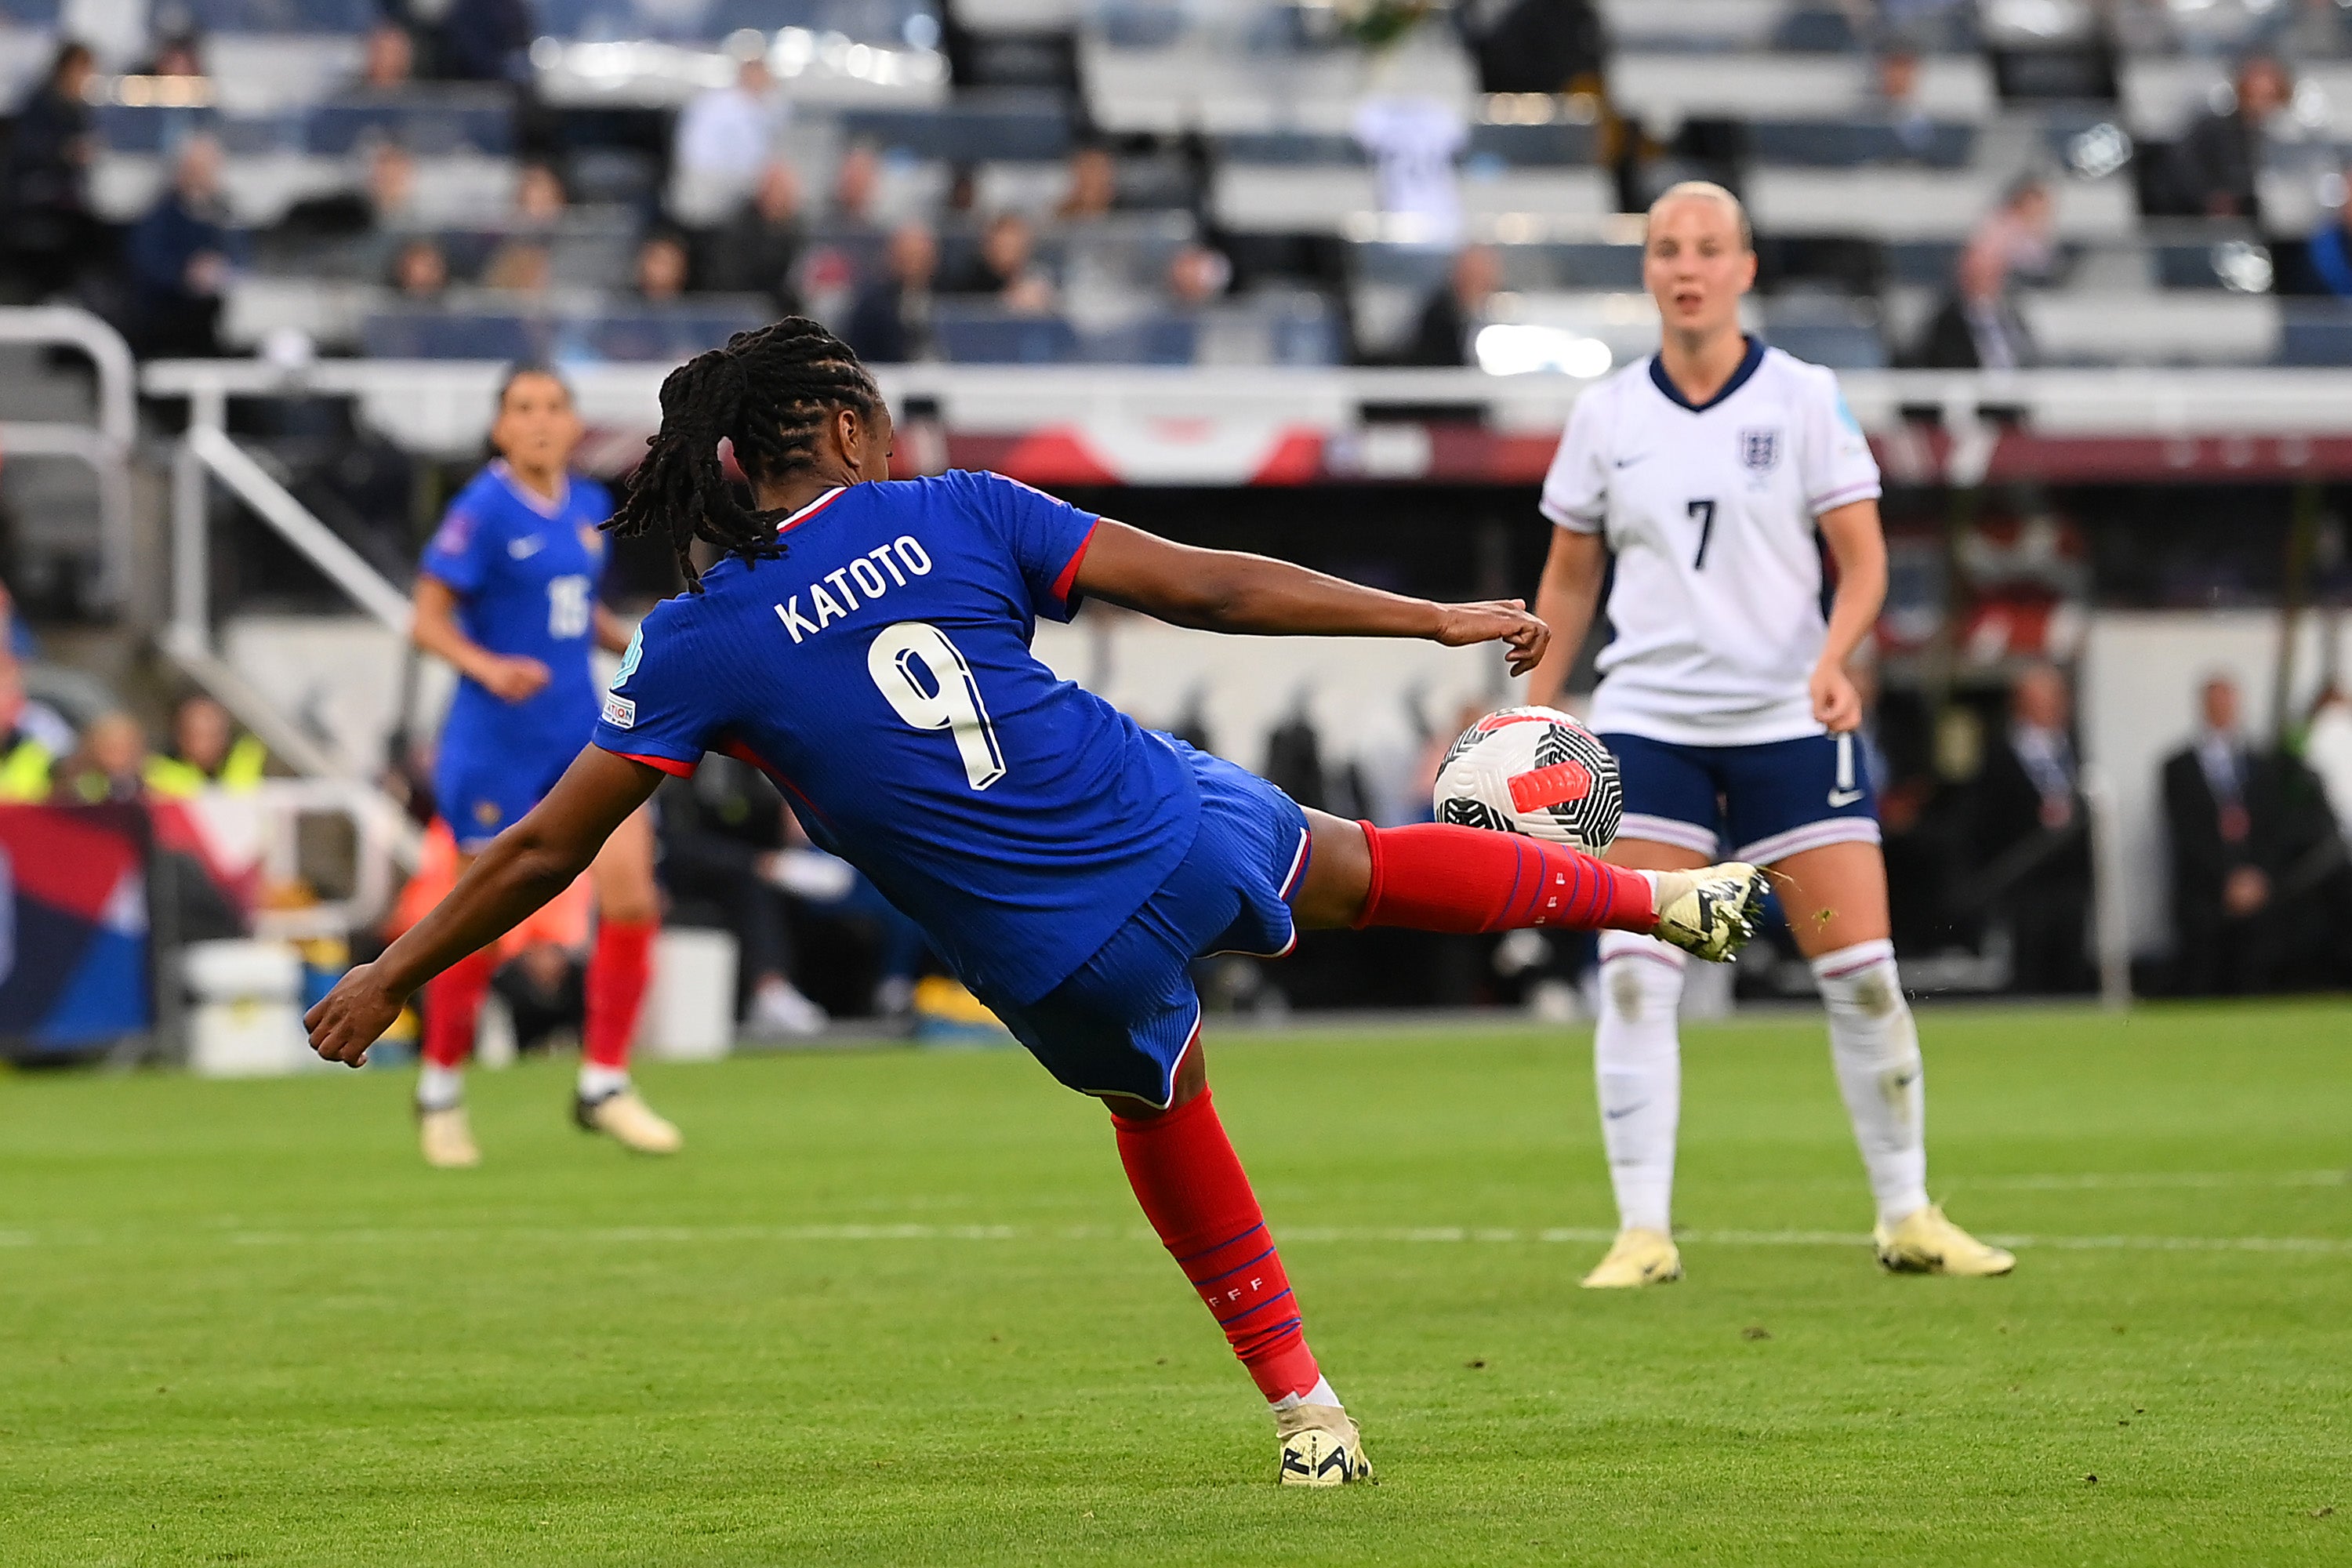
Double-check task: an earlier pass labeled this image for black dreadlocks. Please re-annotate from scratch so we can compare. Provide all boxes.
[605,316,883,592]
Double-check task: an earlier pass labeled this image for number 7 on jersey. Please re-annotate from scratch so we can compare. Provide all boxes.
[1686,499,1718,569]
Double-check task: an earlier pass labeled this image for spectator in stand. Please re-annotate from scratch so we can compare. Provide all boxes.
[144,31,205,78]
[145,693,267,797]
[2,42,99,301]
[2162,54,2291,221]
[1970,176,2058,284]
[280,141,419,240]
[1905,240,2033,370]
[946,212,1054,312]
[1055,144,1118,222]
[2303,171,2352,296]
[59,712,147,805]
[633,231,691,303]
[845,222,937,362]
[357,22,415,93]
[1873,46,1939,160]
[2163,673,2292,994]
[437,0,533,84]
[1969,662,2092,993]
[829,143,883,230]
[673,52,785,206]
[1453,0,1606,95]
[704,160,804,311]
[390,236,450,299]
[2307,684,2352,836]
[482,162,565,293]
[1398,243,1501,367]
[0,648,74,800]
[1164,243,1230,309]
[128,134,240,359]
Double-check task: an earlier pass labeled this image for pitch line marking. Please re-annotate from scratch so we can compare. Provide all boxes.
[4,1221,2347,1256]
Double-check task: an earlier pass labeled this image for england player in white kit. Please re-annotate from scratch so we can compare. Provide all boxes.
[1526,183,2013,1285]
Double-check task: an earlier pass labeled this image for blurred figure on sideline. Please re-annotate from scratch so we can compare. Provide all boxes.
[127,134,239,358]
[1164,243,1230,309]
[633,230,691,303]
[1969,662,2092,994]
[2163,54,2291,220]
[390,235,450,299]
[1904,240,2031,370]
[1399,243,1500,366]
[356,22,414,93]
[145,693,267,797]
[1969,177,2057,284]
[673,51,785,203]
[0,649,74,800]
[1055,144,1117,221]
[2,42,98,301]
[946,212,1054,312]
[705,161,804,310]
[60,712,147,804]
[829,143,883,230]
[846,222,938,362]
[2162,674,2287,994]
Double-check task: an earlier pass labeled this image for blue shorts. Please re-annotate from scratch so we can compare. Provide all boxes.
[437,739,572,851]
[1602,730,1881,866]
[984,746,1311,1108]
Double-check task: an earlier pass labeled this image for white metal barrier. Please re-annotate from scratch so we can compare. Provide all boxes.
[0,307,136,608]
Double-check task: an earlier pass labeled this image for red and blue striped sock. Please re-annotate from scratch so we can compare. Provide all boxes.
[1112,1089,1323,1403]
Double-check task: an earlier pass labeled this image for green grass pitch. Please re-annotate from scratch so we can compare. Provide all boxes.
[4,1003,2350,1566]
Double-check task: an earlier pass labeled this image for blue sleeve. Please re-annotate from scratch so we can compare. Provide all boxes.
[969,470,1101,623]
[590,612,714,775]
[419,494,493,596]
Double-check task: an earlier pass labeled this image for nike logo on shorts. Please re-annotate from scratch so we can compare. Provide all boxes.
[1604,1102,1650,1121]
[1828,788,1865,807]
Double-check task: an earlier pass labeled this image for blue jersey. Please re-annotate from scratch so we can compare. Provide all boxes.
[421,463,613,767]
[591,469,1201,1004]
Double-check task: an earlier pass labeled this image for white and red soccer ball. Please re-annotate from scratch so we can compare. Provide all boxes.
[1432,706,1624,854]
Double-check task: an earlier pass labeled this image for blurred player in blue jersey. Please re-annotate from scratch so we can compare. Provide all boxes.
[408,367,677,1167]
[311,319,1768,1485]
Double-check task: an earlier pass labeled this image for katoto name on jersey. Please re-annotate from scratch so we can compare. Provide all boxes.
[773,535,935,642]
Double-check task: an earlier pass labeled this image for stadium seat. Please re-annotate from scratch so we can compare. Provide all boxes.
[183,0,377,29]
[1210,164,1381,235]
[1080,31,1475,135]
[2276,302,2352,367]
[2121,60,2352,140]
[1759,294,1888,369]
[2018,292,2282,366]
[362,310,549,362]
[1746,168,2136,243]
[1744,118,1977,169]
[933,307,1083,363]
[1608,53,1998,133]
[840,98,1073,162]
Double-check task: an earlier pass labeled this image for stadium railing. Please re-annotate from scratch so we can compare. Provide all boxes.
[0,307,136,612]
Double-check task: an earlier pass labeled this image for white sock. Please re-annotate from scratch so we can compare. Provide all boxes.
[416,1064,464,1112]
[1812,939,1930,1229]
[577,1063,630,1101]
[1272,1374,1341,1412]
[1592,931,1686,1235]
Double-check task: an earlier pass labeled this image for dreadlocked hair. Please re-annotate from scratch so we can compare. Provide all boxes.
[606,316,883,593]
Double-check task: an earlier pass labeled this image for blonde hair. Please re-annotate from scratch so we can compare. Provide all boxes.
[1647,180,1753,252]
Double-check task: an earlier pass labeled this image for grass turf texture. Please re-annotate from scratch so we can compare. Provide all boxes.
[3,1005,2349,1566]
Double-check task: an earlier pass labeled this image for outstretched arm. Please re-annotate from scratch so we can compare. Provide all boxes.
[1523,528,1606,710]
[1074,520,1551,676]
[305,748,664,1065]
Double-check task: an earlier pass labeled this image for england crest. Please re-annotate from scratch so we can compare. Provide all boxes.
[1739,426,1781,474]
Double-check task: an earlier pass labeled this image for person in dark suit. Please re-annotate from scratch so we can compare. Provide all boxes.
[844,222,937,365]
[2,42,100,301]
[1905,240,2032,370]
[2161,55,2289,221]
[1396,244,1501,367]
[2161,674,2288,994]
[1969,662,2092,993]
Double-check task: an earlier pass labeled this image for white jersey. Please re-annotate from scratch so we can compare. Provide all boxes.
[1540,340,1880,747]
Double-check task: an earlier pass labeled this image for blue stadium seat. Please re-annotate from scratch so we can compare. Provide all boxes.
[309,97,516,157]
[840,100,1071,162]
[96,104,220,155]
[0,0,62,22]
[555,306,771,365]
[1081,315,1197,365]
[2276,303,2352,367]
[1465,121,1602,168]
[1216,132,1364,166]
[363,312,548,361]
[184,0,378,31]
[933,308,1082,364]
[1745,119,1976,169]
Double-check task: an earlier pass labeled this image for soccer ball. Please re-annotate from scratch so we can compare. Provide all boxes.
[1432,706,1624,853]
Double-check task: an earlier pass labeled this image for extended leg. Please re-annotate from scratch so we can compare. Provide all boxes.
[1103,1047,1369,1486]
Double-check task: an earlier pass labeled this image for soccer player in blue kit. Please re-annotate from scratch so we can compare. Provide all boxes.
[408,367,678,1167]
[310,320,1769,1485]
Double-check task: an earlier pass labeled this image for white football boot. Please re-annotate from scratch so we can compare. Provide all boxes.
[1276,1403,1374,1487]
[1650,862,1769,962]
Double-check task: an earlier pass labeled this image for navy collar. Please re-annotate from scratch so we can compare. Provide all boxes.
[1648,335,1766,413]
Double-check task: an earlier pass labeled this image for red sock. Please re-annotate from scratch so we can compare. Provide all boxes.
[583,919,656,1070]
[1352,822,1654,934]
[1112,1089,1322,1403]
[421,946,495,1069]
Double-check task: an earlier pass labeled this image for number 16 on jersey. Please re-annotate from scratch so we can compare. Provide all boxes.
[868,622,1008,790]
